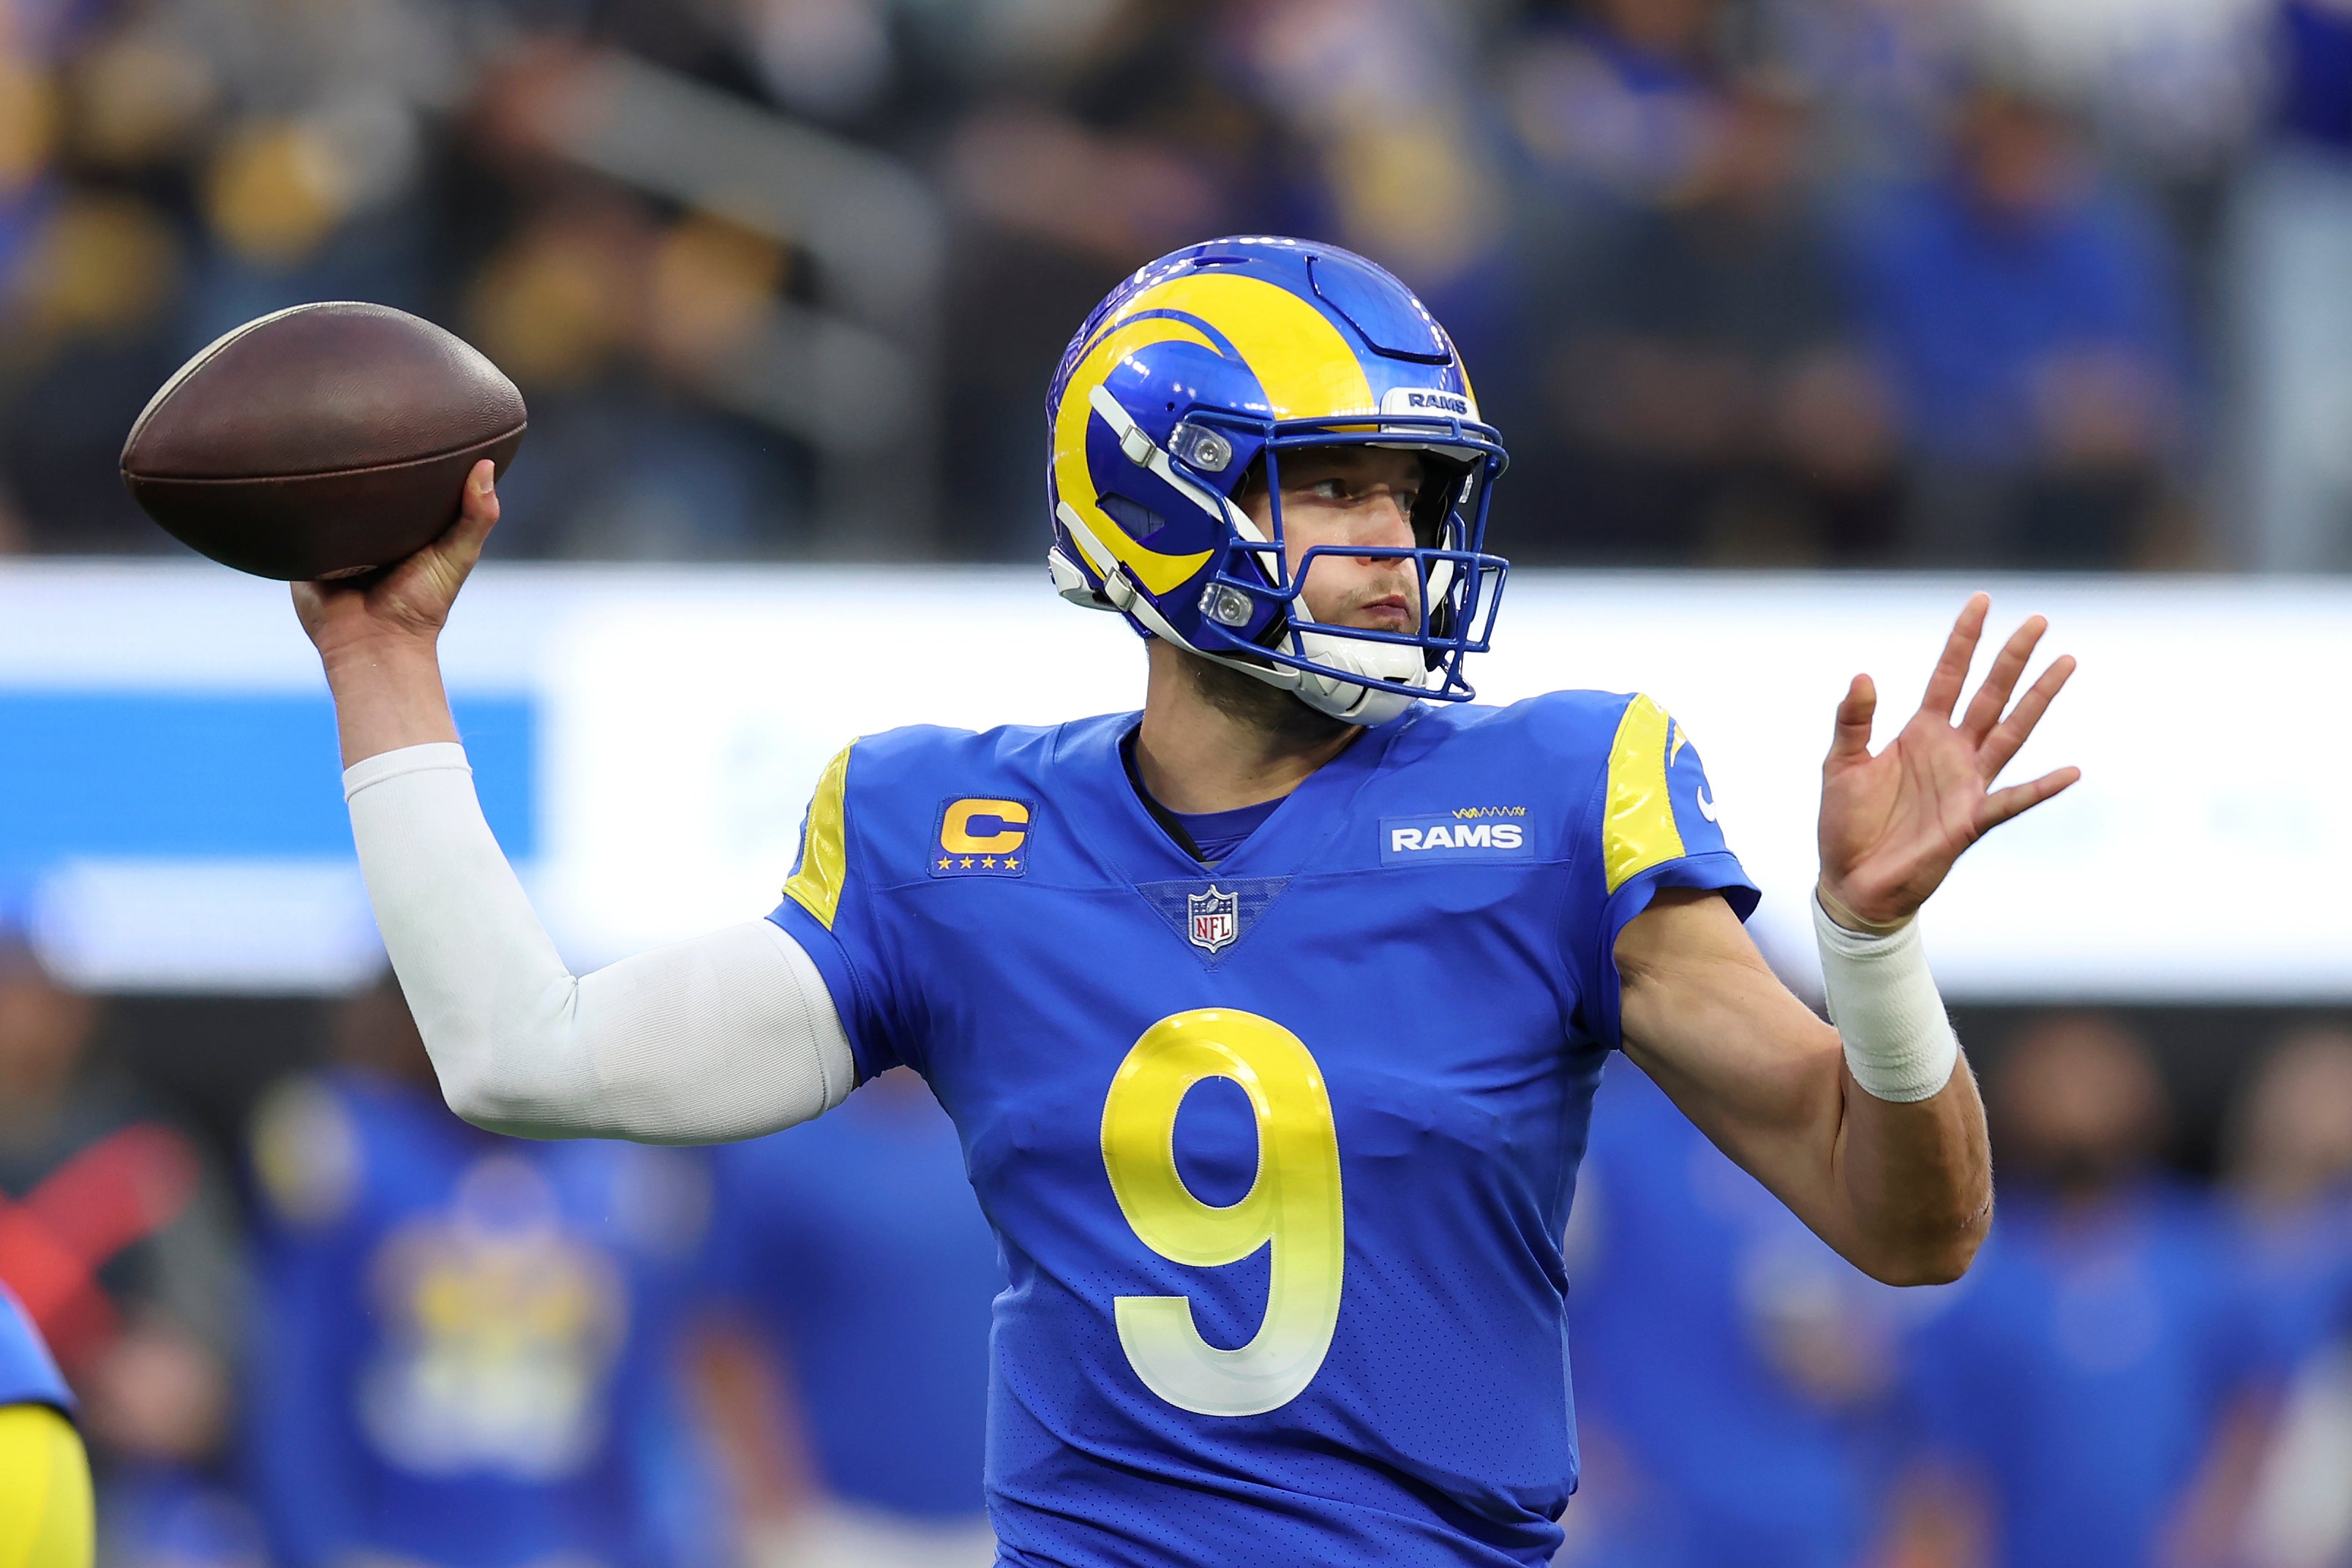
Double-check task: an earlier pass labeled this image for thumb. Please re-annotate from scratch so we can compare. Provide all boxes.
[417,462,500,587]
[446,460,500,561]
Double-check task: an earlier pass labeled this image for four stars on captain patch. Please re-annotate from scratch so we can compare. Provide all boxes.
[933,798,1033,879]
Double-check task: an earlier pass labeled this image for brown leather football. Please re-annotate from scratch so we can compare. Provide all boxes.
[121,302,527,581]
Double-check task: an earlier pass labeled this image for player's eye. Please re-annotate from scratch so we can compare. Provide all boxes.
[1304,478,1347,501]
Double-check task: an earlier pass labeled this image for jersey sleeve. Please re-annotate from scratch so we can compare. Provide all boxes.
[767,740,910,1082]
[0,1285,71,1415]
[1563,694,1760,1049]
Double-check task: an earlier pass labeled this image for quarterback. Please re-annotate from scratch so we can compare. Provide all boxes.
[297,238,2075,1566]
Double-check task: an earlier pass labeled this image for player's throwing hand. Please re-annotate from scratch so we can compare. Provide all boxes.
[288,460,500,767]
[291,459,500,663]
[1816,592,2078,931]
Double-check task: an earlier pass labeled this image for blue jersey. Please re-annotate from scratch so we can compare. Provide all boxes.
[0,1281,70,1413]
[1569,1062,1906,1568]
[242,1069,716,1568]
[708,1075,1002,1520]
[770,693,1756,1567]
[1903,1186,2269,1568]
[2236,1190,2352,1377]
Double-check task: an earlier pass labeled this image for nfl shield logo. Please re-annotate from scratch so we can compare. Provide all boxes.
[1187,886,1239,954]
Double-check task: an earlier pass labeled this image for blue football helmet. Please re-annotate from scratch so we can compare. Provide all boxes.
[1045,236,1509,725]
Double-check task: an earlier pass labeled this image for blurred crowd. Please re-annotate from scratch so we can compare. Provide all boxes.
[6,925,2352,1568]
[1,0,2350,569]
[0,941,1006,1568]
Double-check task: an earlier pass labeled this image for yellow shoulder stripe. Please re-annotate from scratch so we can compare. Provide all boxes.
[0,1404,94,1568]
[783,742,854,930]
[1603,695,1686,894]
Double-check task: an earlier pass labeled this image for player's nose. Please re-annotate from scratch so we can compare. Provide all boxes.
[1353,489,1414,558]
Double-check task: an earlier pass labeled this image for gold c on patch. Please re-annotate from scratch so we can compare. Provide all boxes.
[931,797,1032,878]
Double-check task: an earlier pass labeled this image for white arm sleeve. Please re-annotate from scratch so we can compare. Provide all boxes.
[344,742,856,1142]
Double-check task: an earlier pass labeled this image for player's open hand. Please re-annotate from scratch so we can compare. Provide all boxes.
[1816,594,2078,930]
[292,459,499,660]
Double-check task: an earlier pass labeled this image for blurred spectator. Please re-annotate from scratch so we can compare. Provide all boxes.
[1840,84,2194,567]
[1890,1014,2276,1568]
[1757,0,1969,184]
[936,2,1263,558]
[2231,0,2352,570]
[1970,0,2269,189]
[1222,0,1520,389]
[0,1276,94,1568]
[1561,1060,1909,1568]
[2228,1029,2352,1368]
[0,0,2326,568]
[242,977,718,1568]
[0,935,242,1477]
[695,1066,1001,1568]
[1506,0,1729,209]
[462,195,814,561]
[2229,1029,2352,1568]
[1519,73,1900,563]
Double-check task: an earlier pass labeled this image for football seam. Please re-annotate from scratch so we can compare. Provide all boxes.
[121,301,362,456]
[120,421,527,483]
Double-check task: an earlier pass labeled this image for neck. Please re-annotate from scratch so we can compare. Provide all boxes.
[1134,641,1359,813]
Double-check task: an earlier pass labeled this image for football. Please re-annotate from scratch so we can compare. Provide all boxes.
[121,302,527,581]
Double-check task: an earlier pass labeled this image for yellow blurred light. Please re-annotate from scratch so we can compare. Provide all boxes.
[0,53,60,196]
[646,213,787,372]
[203,118,353,268]
[466,214,642,389]
[1326,116,1503,284]
[69,33,218,169]
[11,192,182,342]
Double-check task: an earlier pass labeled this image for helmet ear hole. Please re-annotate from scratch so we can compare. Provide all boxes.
[1410,456,1474,549]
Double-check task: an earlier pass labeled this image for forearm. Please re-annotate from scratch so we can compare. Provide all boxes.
[1814,896,1991,1282]
[346,744,854,1142]
[1619,890,1989,1286]
[1631,1000,1987,1285]
[1831,1063,1990,1285]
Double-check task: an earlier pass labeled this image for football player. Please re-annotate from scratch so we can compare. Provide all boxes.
[243,979,716,1568]
[0,1281,92,1568]
[293,237,2076,1566]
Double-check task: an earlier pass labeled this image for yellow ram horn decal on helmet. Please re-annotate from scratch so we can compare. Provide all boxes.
[1053,274,1379,600]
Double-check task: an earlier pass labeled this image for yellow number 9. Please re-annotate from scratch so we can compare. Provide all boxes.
[1100,1009,1344,1417]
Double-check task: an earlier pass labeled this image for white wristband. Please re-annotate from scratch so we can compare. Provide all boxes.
[1813,892,1960,1104]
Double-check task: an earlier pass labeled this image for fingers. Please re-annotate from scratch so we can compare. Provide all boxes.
[1920,592,1990,719]
[1826,673,1876,765]
[1978,765,2081,832]
[1959,614,2046,742]
[1980,653,2076,776]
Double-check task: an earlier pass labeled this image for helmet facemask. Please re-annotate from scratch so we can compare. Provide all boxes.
[1176,415,1508,726]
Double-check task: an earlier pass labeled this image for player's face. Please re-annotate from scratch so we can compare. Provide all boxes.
[1244,446,1427,635]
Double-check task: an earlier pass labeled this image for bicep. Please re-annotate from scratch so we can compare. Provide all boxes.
[1614,889,1848,1215]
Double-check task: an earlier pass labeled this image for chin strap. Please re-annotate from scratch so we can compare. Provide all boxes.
[1288,630,1427,724]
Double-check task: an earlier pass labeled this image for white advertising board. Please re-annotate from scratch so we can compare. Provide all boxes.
[0,561,2332,1000]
